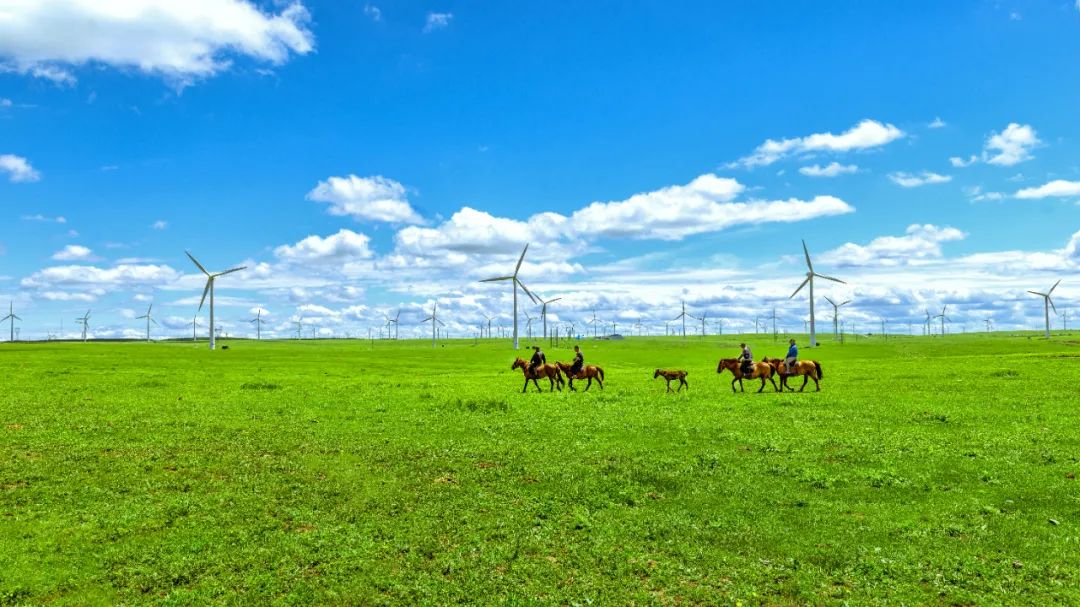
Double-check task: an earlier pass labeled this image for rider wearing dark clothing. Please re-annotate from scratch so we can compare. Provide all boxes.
[738,343,754,375]
[528,346,546,375]
[570,345,584,376]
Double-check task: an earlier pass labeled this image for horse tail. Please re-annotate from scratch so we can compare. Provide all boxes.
[597,367,605,381]
[814,361,823,379]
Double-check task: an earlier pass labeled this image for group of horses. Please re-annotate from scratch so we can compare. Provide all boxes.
[512,355,823,394]
[511,357,605,392]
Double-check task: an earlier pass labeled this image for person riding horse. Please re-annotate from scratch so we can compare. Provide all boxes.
[569,345,584,377]
[783,339,798,376]
[738,343,754,376]
[528,346,546,376]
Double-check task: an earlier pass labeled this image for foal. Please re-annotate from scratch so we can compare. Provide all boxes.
[653,369,688,393]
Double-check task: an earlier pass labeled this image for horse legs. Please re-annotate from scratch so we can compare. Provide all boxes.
[522,377,530,393]
[813,373,820,392]
[678,378,687,392]
[757,375,766,393]
[596,375,603,390]
[533,378,543,392]
[665,379,673,393]
[798,375,809,392]
[730,376,737,393]
[585,377,593,392]
[548,376,555,392]
[768,376,779,392]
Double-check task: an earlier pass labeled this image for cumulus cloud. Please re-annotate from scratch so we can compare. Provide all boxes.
[151,220,168,230]
[307,175,423,224]
[888,171,951,188]
[949,155,977,168]
[819,224,966,267]
[0,154,40,182]
[798,162,858,178]
[363,4,381,21]
[22,214,65,223]
[0,0,314,87]
[732,119,905,168]
[22,263,180,289]
[39,290,96,302]
[983,123,1040,166]
[52,244,94,261]
[928,117,947,128]
[965,186,1006,202]
[1014,180,1080,200]
[274,229,375,263]
[423,12,452,32]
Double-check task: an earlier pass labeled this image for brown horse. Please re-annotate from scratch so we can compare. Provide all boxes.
[511,357,565,393]
[762,357,823,392]
[716,358,779,393]
[554,361,605,391]
[653,369,688,393]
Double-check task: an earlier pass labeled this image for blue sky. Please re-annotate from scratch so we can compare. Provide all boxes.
[2,0,1080,340]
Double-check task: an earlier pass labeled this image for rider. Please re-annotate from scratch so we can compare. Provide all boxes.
[528,346,546,376]
[784,338,798,375]
[738,342,754,375]
[570,345,584,377]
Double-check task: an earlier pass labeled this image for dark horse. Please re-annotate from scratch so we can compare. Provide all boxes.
[761,357,823,392]
[716,358,780,393]
[511,357,564,393]
[554,361,605,391]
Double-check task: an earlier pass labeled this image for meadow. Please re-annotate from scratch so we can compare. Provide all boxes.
[2,333,1079,606]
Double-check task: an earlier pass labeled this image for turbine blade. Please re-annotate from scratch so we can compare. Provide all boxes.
[790,276,811,299]
[1049,297,1058,314]
[185,251,210,276]
[515,243,529,275]
[1049,280,1061,295]
[824,296,835,306]
[480,276,513,283]
[436,318,446,326]
[548,297,562,304]
[151,319,159,326]
[198,279,211,311]
[1028,291,1044,296]
[214,266,246,277]
[517,280,540,304]
[814,273,845,284]
[802,240,813,271]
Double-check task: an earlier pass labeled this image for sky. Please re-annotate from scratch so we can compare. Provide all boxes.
[2,0,1080,341]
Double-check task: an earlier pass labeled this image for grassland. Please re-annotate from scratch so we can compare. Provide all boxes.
[2,333,1079,605]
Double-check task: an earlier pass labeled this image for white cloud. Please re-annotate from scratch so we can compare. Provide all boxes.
[151,220,168,230]
[1014,180,1080,199]
[819,224,966,267]
[964,186,1005,202]
[983,123,1040,166]
[22,214,66,223]
[928,117,946,129]
[22,263,180,290]
[0,98,11,107]
[307,175,423,224]
[798,162,858,178]
[0,0,314,87]
[732,119,905,168]
[275,229,375,263]
[949,155,977,168]
[423,12,452,33]
[0,154,40,182]
[888,171,952,188]
[363,4,381,21]
[52,244,93,261]
[39,290,96,302]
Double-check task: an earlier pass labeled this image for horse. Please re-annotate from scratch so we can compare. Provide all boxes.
[511,357,565,393]
[554,361,605,391]
[716,358,779,393]
[761,357,823,392]
[653,369,688,393]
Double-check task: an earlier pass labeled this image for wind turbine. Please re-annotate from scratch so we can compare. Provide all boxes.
[185,251,246,350]
[482,314,495,339]
[672,301,691,339]
[422,302,445,348]
[789,240,845,347]
[480,244,539,350]
[925,310,933,336]
[524,311,534,340]
[698,311,709,337]
[540,297,561,340]
[135,303,158,342]
[588,309,601,338]
[192,316,201,342]
[823,296,851,338]
[1028,280,1061,339]
[250,309,266,340]
[1,302,20,342]
[984,317,993,333]
[934,305,950,337]
[295,317,304,339]
[76,310,91,342]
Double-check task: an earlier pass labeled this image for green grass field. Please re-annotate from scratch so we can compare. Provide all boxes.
[3,334,1079,605]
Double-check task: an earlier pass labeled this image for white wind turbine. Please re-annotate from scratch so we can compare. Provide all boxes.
[789,240,845,347]
[540,296,561,340]
[1,301,21,342]
[588,309,601,338]
[135,303,158,342]
[185,251,246,350]
[250,309,266,340]
[524,311,534,340]
[192,316,202,342]
[76,310,91,342]
[823,296,851,339]
[933,305,950,336]
[480,244,539,349]
[422,302,445,348]
[1028,280,1061,339]
[672,301,691,339]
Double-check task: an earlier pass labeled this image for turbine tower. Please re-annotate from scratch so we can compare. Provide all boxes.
[1,302,21,342]
[480,244,538,350]
[76,310,91,342]
[250,309,266,340]
[422,302,445,348]
[789,240,845,347]
[823,296,851,338]
[135,303,158,342]
[192,316,201,342]
[540,297,561,340]
[672,301,691,339]
[524,311,534,340]
[185,251,246,350]
[588,309,601,338]
[933,305,950,337]
[1028,280,1061,339]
